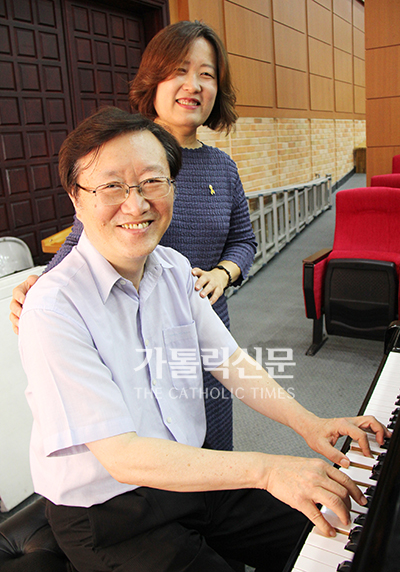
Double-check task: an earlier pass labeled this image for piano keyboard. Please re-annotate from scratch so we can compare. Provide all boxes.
[288,349,400,572]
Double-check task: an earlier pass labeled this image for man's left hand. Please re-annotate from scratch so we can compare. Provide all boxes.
[304,415,391,467]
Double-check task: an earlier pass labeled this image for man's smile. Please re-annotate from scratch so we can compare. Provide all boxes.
[119,222,151,230]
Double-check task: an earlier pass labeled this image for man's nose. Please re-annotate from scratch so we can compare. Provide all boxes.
[121,187,150,212]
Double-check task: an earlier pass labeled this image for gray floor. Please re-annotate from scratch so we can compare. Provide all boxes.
[229,173,384,458]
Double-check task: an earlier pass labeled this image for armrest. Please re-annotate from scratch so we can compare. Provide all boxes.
[384,320,400,355]
[303,250,331,320]
[303,248,332,266]
[371,174,400,189]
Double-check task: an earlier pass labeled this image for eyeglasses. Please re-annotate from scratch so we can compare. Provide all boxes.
[75,177,175,206]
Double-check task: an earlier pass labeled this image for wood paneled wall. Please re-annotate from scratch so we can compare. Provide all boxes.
[169,0,365,121]
[365,0,400,184]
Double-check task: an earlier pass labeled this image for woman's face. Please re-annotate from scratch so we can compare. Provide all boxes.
[154,38,218,141]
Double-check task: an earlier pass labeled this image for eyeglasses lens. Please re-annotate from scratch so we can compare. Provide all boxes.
[97,179,172,205]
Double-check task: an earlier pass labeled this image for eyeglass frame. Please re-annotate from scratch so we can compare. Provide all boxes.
[74,176,176,205]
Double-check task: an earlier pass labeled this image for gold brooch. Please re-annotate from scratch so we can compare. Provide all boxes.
[209,185,215,195]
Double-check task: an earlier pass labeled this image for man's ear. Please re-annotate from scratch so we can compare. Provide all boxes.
[68,190,80,212]
[68,191,84,223]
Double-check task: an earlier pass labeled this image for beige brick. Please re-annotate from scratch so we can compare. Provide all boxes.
[198,117,365,193]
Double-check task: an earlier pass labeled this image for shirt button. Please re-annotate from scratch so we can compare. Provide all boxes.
[166,417,172,424]
[120,279,126,286]
[145,339,150,346]
[152,379,157,386]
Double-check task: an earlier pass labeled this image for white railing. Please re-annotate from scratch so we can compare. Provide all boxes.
[236,175,332,287]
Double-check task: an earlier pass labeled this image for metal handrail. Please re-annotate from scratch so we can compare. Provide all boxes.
[229,175,332,294]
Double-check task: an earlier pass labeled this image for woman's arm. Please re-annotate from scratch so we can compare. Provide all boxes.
[191,161,257,303]
[44,216,83,272]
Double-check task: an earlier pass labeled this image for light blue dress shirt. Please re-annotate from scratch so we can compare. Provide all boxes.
[19,232,238,507]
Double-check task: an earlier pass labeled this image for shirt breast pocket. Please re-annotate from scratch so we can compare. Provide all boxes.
[162,322,203,390]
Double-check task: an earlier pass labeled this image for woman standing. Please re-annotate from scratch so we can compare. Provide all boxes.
[10,21,257,451]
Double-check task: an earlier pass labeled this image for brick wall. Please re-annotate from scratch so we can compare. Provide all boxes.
[198,117,366,193]
[310,119,336,182]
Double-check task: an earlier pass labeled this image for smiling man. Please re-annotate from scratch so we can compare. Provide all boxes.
[18,107,389,572]
[70,125,175,288]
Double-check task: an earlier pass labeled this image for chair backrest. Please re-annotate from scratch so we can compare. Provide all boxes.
[332,187,400,255]
[324,259,398,340]
[0,237,34,278]
[392,154,400,174]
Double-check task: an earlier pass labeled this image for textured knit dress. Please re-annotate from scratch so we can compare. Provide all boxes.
[47,144,257,450]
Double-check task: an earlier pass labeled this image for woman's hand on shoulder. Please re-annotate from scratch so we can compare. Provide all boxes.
[192,267,228,305]
[9,274,39,334]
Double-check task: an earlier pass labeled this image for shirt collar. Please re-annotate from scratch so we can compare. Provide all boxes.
[76,231,173,303]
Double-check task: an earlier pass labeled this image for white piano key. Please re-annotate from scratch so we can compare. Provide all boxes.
[370,374,399,388]
[307,527,350,553]
[378,351,400,375]
[366,396,397,409]
[294,555,338,572]
[290,350,400,571]
[300,529,354,570]
[367,389,398,402]
[297,547,349,571]
[350,496,369,514]
[369,394,399,407]
[368,390,399,404]
[363,405,394,422]
[365,406,397,421]
[302,542,352,567]
[367,401,398,415]
[320,506,358,533]
[364,403,393,416]
[350,434,385,455]
[340,465,375,487]
[369,390,398,400]
[346,450,377,468]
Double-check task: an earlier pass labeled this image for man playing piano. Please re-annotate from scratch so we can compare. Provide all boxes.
[16,108,390,572]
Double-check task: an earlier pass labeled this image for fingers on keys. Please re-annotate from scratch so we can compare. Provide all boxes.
[304,466,366,537]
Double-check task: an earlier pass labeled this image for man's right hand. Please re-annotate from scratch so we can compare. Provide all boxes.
[264,454,367,538]
[9,275,39,334]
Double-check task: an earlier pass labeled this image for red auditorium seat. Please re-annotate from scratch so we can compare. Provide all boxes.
[371,153,400,188]
[302,187,400,355]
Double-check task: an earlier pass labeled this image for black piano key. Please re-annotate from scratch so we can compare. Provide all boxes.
[283,342,400,572]
[370,468,380,480]
[365,485,376,497]
[337,562,353,572]
[354,513,367,525]
[371,455,386,480]
[345,526,363,552]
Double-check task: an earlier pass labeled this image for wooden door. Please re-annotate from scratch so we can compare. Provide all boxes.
[0,0,75,261]
[0,0,165,264]
[64,0,145,123]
